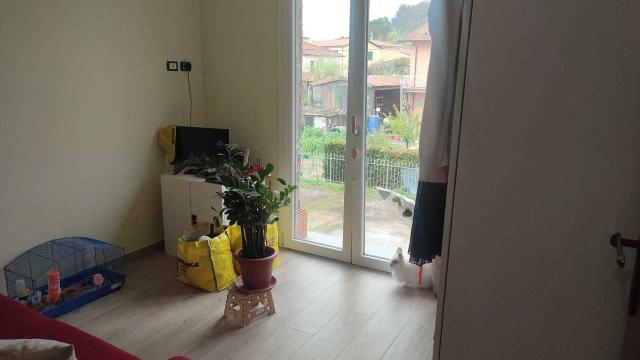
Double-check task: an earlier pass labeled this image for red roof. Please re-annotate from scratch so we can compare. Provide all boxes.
[313,37,401,49]
[369,39,401,49]
[312,37,350,48]
[302,41,342,57]
[367,75,401,88]
[310,75,348,87]
[399,24,431,42]
[310,75,401,89]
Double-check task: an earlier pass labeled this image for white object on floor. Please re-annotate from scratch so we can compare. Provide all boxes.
[0,339,76,360]
[160,174,223,257]
[389,247,439,295]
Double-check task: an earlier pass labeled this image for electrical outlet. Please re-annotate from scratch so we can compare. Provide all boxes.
[166,61,178,71]
[180,61,192,72]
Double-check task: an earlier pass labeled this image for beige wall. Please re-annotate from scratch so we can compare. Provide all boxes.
[414,42,431,80]
[201,0,283,167]
[407,41,431,84]
[0,0,204,293]
[370,47,410,66]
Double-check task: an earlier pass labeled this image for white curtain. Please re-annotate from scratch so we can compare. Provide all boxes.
[408,0,465,265]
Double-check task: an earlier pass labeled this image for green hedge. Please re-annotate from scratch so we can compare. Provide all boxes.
[323,140,419,190]
[299,127,345,155]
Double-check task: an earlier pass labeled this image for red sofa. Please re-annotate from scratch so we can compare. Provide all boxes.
[0,294,191,360]
[0,294,138,359]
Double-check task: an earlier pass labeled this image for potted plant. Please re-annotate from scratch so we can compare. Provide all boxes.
[210,145,296,290]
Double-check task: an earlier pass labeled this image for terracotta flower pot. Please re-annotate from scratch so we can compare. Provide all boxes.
[235,246,277,290]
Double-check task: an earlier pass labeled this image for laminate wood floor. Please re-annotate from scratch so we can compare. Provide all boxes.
[60,248,437,360]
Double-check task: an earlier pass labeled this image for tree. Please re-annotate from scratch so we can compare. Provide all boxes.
[391,1,431,34]
[368,58,410,75]
[368,17,393,41]
[386,104,421,148]
[369,1,431,41]
[308,58,342,80]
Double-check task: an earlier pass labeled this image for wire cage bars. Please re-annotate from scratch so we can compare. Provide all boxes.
[4,237,126,318]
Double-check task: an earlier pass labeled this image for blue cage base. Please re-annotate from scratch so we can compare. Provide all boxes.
[31,268,125,318]
[5,237,126,318]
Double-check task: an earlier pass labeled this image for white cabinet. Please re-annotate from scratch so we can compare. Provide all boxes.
[160,174,222,257]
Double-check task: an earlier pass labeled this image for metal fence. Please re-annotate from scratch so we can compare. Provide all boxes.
[299,153,419,195]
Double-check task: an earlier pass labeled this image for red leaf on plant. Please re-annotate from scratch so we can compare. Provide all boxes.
[244,164,264,177]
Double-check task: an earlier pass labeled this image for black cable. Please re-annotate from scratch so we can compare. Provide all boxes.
[187,70,193,127]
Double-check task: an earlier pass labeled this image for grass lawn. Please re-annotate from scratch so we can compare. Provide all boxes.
[297,178,414,259]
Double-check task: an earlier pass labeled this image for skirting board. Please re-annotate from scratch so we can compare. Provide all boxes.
[125,242,164,263]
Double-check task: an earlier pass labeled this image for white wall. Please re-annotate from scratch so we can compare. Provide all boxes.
[200,0,284,166]
[0,0,204,293]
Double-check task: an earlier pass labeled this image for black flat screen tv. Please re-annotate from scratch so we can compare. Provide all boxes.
[172,126,230,164]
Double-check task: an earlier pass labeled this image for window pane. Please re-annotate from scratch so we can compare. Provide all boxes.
[364,0,430,259]
[294,0,350,249]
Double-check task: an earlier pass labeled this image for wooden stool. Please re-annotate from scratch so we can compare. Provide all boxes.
[224,283,275,327]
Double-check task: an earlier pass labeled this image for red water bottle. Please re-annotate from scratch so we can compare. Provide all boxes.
[48,269,61,302]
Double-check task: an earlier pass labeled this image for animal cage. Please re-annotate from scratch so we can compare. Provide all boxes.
[4,237,126,318]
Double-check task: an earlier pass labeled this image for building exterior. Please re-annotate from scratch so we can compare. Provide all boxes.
[301,41,343,74]
[305,75,403,131]
[312,37,410,74]
[399,24,432,118]
[304,24,432,125]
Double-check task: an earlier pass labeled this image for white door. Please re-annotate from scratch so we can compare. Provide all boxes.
[282,0,354,264]
[283,0,429,271]
[436,0,640,359]
[283,0,371,266]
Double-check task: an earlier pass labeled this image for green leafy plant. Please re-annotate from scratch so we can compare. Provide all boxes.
[210,145,296,259]
[324,138,418,190]
[386,103,421,148]
[306,57,342,80]
[366,129,392,149]
[172,153,225,178]
[368,58,410,75]
[299,127,327,155]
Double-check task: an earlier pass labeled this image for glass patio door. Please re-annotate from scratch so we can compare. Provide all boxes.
[286,0,426,271]
[285,0,353,263]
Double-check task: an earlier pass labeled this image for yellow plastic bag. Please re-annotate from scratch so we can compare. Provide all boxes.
[176,223,237,292]
[226,223,280,274]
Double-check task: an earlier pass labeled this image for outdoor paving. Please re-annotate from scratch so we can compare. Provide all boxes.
[297,182,413,259]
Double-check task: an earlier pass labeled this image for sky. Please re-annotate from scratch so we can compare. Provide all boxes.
[302,0,424,41]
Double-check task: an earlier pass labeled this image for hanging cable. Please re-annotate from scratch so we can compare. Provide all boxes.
[187,70,193,127]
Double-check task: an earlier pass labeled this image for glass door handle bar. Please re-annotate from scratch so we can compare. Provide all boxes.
[351,115,359,135]
[610,233,640,316]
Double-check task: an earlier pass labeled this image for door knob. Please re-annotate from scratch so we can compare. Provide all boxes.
[609,233,640,316]
[614,233,626,267]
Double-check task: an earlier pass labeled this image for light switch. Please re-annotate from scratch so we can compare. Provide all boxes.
[166,61,178,71]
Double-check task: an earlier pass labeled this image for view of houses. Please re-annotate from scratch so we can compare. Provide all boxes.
[301,23,431,132]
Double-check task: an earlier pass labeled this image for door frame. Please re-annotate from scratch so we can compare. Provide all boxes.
[278,0,392,272]
[346,0,393,273]
[277,0,294,253]
[278,0,352,264]
[432,0,474,358]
